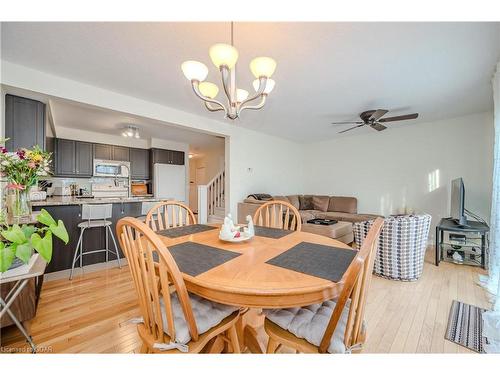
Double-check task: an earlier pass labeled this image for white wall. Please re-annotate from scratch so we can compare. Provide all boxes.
[303,112,494,233]
[0,61,305,215]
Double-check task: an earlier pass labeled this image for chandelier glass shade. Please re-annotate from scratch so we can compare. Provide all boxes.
[181,23,276,120]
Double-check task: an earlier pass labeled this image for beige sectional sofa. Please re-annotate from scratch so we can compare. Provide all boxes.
[238,194,379,225]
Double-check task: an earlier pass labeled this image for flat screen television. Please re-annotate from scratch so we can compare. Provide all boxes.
[450,177,467,226]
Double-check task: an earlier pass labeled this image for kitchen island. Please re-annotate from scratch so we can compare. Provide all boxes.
[32,196,162,273]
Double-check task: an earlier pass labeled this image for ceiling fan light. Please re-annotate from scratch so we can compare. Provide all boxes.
[199,81,219,99]
[249,57,276,78]
[236,89,249,103]
[181,60,208,81]
[121,131,129,137]
[134,130,140,139]
[209,43,239,69]
[253,78,275,94]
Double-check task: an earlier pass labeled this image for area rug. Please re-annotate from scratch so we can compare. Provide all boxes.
[445,300,490,353]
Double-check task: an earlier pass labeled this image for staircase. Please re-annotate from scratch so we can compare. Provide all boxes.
[198,168,225,224]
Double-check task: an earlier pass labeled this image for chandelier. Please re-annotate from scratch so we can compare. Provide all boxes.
[181,22,277,120]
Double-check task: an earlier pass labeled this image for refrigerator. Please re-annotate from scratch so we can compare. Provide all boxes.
[153,163,186,201]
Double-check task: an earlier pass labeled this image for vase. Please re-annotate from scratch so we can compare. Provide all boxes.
[8,187,32,220]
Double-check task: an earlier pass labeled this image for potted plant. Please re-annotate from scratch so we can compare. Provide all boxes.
[0,142,52,219]
[0,209,69,274]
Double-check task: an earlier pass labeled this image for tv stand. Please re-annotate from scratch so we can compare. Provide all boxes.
[435,218,489,269]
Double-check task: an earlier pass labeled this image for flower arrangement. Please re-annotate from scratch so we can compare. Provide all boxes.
[0,209,69,272]
[1,141,52,218]
[0,144,52,188]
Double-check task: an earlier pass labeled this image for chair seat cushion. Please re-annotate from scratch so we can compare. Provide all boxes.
[264,299,350,353]
[160,292,239,344]
[78,220,113,228]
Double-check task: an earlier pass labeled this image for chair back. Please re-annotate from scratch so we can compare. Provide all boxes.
[82,204,113,221]
[253,200,302,231]
[145,201,196,231]
[318,217,384,353]
[116,217,199,344]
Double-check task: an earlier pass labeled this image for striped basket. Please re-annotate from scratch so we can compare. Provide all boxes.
[353,214,432,281]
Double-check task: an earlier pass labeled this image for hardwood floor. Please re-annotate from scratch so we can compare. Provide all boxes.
[0,249,490,353]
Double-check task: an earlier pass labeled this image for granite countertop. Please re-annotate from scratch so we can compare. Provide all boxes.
[32,195,158,207]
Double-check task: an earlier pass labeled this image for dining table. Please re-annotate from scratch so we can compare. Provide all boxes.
[155,223,356,353]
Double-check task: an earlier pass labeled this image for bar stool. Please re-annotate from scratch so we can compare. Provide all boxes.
[69,204,121,280]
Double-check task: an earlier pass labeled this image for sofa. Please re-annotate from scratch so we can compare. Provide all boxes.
[238,194,379,227]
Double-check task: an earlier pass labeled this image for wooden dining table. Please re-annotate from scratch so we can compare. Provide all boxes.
[156,224,355,353]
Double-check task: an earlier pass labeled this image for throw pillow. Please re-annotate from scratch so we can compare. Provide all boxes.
[299,195,314,210]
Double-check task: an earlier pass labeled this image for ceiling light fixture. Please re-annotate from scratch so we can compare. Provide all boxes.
[122,125,140,139]
[181,22,276,120]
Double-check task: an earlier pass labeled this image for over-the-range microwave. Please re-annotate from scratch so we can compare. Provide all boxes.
[93,159,130,178]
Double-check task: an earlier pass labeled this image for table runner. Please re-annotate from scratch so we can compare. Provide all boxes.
[266,242,357,282]
[156,224,217,238]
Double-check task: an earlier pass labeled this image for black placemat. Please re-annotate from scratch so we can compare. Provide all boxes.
[156,224,217,238]
[254,225,293,239]
[162,241,241,276]
[266,242,357,282]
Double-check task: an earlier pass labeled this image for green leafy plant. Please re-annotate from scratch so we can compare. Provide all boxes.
[0,209,69,272]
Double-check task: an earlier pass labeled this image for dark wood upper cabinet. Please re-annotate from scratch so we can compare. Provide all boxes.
[75,141,93,177]
[54,139,93,177]
[93,143,113,160]
[93,143,129,161]
[150,148,185,165]
[112,145,129,162]
[130,148,150,180]
[5,94,46,151]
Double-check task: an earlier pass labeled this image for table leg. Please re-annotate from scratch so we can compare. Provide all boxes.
[236,309,264,354]
[435,226,440,266]
[481,233,486,269]
[0,280,36,353]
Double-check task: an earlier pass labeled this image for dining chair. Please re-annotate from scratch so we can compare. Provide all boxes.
[116,217,241,353]
[263,217,384,354]
[253,200,302,231]
[145,200,196,232]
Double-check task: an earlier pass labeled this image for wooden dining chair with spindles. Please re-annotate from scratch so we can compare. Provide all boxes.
[116,217,241,354]
[145,200,196,232]
[263,217,384,354]
[253,200,302,232]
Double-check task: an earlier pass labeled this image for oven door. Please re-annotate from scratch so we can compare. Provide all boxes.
[93,161,122,177]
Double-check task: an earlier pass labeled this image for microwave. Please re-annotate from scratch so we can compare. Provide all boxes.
[93,159,130,178]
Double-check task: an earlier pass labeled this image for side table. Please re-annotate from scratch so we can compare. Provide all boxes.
[435,217,489,269]
[0,255,46,353]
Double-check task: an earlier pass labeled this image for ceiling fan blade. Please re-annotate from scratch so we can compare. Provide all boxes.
[370,123,387,131]
[331,121,364,125]
[338,124,365,134]
[379,113,419,122]
[368,109,389,122]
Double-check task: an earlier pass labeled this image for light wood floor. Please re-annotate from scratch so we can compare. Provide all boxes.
[0,249,491,353]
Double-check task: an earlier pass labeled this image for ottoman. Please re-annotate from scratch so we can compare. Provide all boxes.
[301,221,353,244]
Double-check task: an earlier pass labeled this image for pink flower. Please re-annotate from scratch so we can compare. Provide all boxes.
[17,150,25,160]
[6,183,26,190]
[28,161,36,168]
[0,146,7,154]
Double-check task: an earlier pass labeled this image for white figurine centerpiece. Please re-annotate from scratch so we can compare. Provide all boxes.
[219,213,255,242]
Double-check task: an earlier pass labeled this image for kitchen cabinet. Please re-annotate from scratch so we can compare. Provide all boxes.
[55,139,76,176]
[40,202,143,273]
[150,148,185,165]
[130,148,150,180]
[112,145,130,162]
[93,143,129,162]
[4,94,46,151]
[54,139,93,177]
[93,143,113,160]
[75,141,93,176]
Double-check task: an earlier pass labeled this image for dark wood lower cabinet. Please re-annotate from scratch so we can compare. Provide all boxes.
[40,203,142,273]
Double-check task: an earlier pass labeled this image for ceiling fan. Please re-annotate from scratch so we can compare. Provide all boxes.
[332,109,419,134]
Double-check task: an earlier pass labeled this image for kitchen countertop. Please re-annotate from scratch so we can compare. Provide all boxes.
[32,195,159,207]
